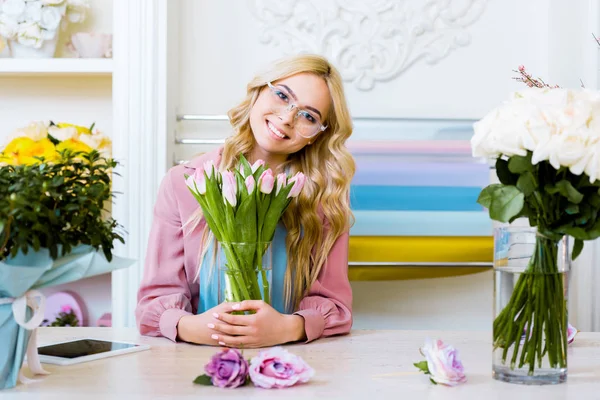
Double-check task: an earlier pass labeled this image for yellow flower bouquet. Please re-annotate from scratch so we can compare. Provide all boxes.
[0,121,132,390]
[0,121,112,166]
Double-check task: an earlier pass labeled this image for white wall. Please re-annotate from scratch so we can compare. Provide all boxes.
[351,271,492,331]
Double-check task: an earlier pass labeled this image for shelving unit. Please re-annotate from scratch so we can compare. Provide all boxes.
[0,58,113,76]
[0,0,116,327]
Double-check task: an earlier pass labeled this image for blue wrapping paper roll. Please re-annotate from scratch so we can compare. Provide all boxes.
[0,246,134,390]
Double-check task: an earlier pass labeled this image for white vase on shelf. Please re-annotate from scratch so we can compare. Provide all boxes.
[9,35,60,58]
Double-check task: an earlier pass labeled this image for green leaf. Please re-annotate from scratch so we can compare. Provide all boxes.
[193,374,213,386]
[566,203,579,215]
[496,158,518,185]
[573,239,584,260]
[238,154,253,178]
[430,378,438,385]
[588,193,600,208]
[414,361,430,374]
[489,186,525,223]
[47,134,60,145]
[545,180,584,204]
[516,171,536,196]
[477,184,503,209]
[508,154,533,174]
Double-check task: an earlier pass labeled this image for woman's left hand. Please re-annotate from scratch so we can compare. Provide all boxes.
[208,300,306,348]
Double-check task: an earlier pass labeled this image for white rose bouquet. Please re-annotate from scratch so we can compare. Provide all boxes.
[0,0,90,49]
[472,87,600,376]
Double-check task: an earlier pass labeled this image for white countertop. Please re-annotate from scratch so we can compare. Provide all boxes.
[4,327,600,399]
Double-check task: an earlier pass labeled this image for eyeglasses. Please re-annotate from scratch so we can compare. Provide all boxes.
[266,82,327,138]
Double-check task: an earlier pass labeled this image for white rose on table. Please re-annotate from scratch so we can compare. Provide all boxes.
[39,4,61,31]
[2,0,26,18]
[0,13,19,38]
[16,21,42,48]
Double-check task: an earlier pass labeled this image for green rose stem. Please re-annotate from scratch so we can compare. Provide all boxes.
[493,235,567,375]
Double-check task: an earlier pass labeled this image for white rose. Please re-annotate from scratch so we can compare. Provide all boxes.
[41,0,65,5]
[17,21,42,48]
[0,13,19,38]
[543,133,592,174]
[39,4,61,30]
[48,125,77,142]
[2,0,26,17]
[584,143,600,183]
[472,102,529,159]
[24,0,41,22]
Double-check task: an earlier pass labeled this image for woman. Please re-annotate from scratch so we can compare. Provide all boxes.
[136,54,355,348]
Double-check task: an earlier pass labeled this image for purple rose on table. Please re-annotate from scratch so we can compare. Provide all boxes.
[203,348,249,388]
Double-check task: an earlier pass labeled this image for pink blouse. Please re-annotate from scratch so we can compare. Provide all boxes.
[135,147,353,343]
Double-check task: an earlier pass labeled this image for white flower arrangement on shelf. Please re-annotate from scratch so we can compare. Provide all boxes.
[0,0,90,49]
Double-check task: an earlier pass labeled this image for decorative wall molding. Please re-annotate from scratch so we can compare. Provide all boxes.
[111,0,169,328]
[249,0,488,90]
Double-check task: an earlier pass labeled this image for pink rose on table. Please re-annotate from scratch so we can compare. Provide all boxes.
[204,349,249,388]
[415,338,466,387]
[249,347,314,389]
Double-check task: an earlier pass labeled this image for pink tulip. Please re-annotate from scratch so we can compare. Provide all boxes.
[185,169,207,195]
[204,160,215,178]
[275,173,287,195]
[185,175,196,191]
[287,172,305,198]
[258,169,274,194]
[251,159,265,173]
[245,175,255,195]
[222,171,237,207]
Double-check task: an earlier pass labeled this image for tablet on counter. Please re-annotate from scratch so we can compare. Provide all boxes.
[37,338,150,365]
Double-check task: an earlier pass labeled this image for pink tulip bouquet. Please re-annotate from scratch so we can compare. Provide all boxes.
[185,155,305,305]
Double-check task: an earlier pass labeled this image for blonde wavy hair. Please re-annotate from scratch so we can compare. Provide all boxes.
[197,54,355,311]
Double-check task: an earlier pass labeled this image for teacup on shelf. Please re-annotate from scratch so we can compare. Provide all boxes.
[67,32,112,58]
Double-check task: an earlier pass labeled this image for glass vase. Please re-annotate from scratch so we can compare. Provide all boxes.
[493,227,570,385]
[217,241,272,307]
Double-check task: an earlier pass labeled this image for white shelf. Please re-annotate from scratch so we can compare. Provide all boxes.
[0,58,113,76]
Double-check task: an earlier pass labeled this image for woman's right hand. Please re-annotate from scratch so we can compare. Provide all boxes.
[176,302,237,345]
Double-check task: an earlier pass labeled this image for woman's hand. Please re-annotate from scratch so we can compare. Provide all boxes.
[208,300,307,348]
[177,302,242,345]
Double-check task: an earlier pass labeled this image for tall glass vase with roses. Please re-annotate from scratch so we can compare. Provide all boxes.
[186,155,305,311]
[472,88,600,384]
